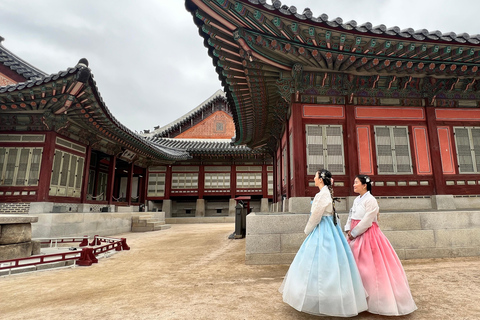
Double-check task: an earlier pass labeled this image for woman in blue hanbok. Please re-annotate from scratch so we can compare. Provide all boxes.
[279,169,368,317]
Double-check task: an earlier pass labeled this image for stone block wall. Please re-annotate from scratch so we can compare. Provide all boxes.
[246,211,480,265]
[246,213,308,265]
[0,202,30,214]
[31,212,135,238]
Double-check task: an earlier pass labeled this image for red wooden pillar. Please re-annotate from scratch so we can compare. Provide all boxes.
[140,167,147,204]
[92,155,100,199]
[230,164,236,198]
[345,103,359,195]
[80,144,92,203]
[272,156,277,202]
[164,165,172,200]
[290,102,306,197]
[198,164,204,199]
[37,131,56,202]
[425,104,445,195]
[107,155,116,205]
[285,113,291,199]
[262,164,268,198]
[276,151,282,202]
[126,162,134,206]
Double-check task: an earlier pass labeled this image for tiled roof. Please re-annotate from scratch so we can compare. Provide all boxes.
[0,38,47,80]
[185,0,480,151]
[144,89,226,138]
[0,66,79,94]
[0,58,191,162]
[148,137,261,155]
[85,75,190,160]
[245,0,480,44]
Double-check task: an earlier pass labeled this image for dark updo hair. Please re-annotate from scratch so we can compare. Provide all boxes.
[316,169,332,186]
[356,175,373,195]
[316,169,338,225]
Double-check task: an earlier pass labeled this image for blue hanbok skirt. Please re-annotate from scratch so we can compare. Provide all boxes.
[279,215,368,317]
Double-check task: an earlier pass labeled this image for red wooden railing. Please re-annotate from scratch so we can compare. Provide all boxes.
[0,235,130,272]
[38,236,90,248]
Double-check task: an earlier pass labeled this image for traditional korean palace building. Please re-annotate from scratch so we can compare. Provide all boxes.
[0,36,272,219]
[142,90,273,217]
[185,0,480,212]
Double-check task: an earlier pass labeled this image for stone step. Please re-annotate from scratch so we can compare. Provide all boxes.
[146,221,165,228]
[132,215,153,221]
[132,215,168,232]
[154,224,171,231]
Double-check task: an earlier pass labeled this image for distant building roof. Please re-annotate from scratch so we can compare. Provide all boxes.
[144,89,228,138]
[0,36,48,80]
[148,137,263,156]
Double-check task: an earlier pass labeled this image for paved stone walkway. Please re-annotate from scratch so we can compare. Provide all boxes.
[1,223,479,320]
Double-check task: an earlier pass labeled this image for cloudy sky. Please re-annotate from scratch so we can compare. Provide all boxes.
[1,0,479,133]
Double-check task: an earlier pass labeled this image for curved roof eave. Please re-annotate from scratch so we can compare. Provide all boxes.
[0,61,191,162]
[238,0,480,45]
[185,0,480,148]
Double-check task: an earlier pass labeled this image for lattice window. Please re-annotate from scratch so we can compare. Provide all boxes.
[172,173,198,189]
[56,137,86,153]
[235,166,261,171]
[306,124,345,175]
[172,166,199,172]
[149,166,167,172]
[49,149,84,197]
[0,134,45,142]
[205,173,230,189]
[454,127,480,173]
[0,147,43,186]
[205,166,231,172]
[374,126,412,174]
[236,173,262,188]
[267,172,273,195]
[87,169,96,195]
[97,172,108,200]
[148,173,166,196]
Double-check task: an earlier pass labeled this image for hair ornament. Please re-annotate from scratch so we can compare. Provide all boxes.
[365,177,371,183]
[321,172,326,179]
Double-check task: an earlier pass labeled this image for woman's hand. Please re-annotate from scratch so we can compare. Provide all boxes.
[347,231,355,240]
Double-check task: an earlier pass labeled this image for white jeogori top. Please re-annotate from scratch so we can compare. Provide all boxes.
[344,191,379,238]
[304,185,333,235]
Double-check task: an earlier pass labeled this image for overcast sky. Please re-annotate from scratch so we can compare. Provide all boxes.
[1,0,479,133]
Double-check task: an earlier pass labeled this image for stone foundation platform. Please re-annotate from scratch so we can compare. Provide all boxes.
[246,210,480,265]
[0,215,39,260]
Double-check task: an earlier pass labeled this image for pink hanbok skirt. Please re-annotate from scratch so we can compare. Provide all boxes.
[348,220,417,315]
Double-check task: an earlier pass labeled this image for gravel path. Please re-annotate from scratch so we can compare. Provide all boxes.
[1,223,479,320]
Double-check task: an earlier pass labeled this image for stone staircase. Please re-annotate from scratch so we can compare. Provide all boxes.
[131,213,171,232]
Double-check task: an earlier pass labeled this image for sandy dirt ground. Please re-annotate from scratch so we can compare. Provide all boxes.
[1,223,480,320]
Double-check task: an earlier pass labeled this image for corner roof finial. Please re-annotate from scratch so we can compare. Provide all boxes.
[77,58,89,68]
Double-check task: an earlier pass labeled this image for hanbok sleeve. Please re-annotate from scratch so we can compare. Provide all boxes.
[304,190,330,235]
[344,207,353,232]
[350,196,379,238]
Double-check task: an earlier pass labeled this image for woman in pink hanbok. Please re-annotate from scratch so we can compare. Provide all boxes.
[345,175,417,316]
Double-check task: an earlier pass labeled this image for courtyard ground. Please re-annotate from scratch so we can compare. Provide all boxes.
[1,223,479,320]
